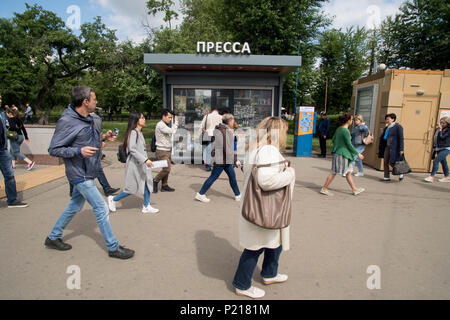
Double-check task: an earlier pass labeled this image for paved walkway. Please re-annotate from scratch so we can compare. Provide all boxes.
[0,148,449,300]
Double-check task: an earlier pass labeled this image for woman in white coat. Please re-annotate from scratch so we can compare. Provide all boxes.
[108,111,159,214]
[232,117,296,299]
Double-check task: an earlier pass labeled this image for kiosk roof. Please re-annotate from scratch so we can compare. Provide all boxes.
[144,54,301,74]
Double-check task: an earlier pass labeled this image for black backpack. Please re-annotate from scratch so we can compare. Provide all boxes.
[151,134,157,153]
[117,130,139,163]
[117,144,128,163]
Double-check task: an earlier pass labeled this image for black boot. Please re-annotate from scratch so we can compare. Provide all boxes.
[161,185,175,192]
[153,181,159,194]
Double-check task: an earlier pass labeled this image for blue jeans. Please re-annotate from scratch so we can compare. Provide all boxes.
[199,164,240,196]
[49,180,119,252]
[232,246,283,290]
[69,163,112,196]
[113,183,151,207]
[9,135,27,161]
[431,149,450,177]
[353,145,365,173]
[0,149,18,205]
[203,142,214,166]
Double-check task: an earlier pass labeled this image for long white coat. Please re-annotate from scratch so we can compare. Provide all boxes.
[123,129,153,195]
[238,145,296,252]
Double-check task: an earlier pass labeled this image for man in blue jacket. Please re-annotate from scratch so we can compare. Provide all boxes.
[0,95,28,208]
[44,87,134,259]
[318,111,331,158]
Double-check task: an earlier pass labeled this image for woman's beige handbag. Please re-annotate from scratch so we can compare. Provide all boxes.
[242,160,292,229]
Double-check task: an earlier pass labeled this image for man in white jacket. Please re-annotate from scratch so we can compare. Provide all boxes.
[153,109,178,193]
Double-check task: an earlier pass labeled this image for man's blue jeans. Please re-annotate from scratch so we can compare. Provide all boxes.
[49,180,119,252]
[113,183,151,207]
[69,163,112,195]
[199,164,240,196]
[431,149,450,177]
[232,246,283,290]
[0,149,18,205]
[203,142,214,167]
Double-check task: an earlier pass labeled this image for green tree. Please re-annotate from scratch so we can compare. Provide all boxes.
[377,0,450,69]
[313,27,369,114]
[0,4,117,124]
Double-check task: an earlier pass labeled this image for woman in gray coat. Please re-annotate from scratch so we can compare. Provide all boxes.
[108,111,159,214]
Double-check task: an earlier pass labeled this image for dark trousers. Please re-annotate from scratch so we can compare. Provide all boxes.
[384,146,394,178]
[319,135,327,156]
[69,164,111,196]
[199,164,240,196]
[232,246,282,291]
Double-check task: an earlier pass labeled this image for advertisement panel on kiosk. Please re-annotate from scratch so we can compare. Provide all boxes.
[294,106,316,157]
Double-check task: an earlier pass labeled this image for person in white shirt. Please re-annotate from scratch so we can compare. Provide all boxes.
[199,107,223,171]
[232,117,296,299]
[153,109,178,193]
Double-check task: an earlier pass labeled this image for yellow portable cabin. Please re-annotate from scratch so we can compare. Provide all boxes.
[351,69,450,173]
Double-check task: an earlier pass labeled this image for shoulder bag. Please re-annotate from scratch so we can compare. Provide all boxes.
[393,154,412,175]
[202,114,215,145]
[242,156,292,230]
[6,129,18,141]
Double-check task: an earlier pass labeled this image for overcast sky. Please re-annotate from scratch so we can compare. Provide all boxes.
[0,0,405,43]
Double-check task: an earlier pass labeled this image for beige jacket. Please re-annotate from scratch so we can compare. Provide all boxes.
[238,145,296,252]
[155,120,179,151]
[200,111,223,137]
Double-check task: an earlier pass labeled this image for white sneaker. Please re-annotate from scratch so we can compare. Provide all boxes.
[354,172,364,177]
[235,195,241,202]
[142,205,160,214]
[438,177,450,183]
[108,196,117,212]
[195,193,210,203]
[320,188,333,196]
[353,188,366,196]
[235,286,265,299]
[424,176,434,183]
[263,274,288,285]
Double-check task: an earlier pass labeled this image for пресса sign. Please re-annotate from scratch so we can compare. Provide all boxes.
[197,42,251,54]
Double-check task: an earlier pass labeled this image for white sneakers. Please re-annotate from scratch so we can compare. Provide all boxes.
[353,188,366,196]
[109,196,159,214]
[142,205,160,214]
[354,172,364,177]
[320,188,333,196]
[236,286,265,299]
[195,193,241,203]
[425,176,450,183]
[263,274,289,285]
[195,193,211,203]
[108,196,116,212]
[236,274,289,299]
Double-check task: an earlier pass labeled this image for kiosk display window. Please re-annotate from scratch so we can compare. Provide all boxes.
[173,87,273,133]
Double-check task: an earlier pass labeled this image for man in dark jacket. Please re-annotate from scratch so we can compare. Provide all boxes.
[45,87,134,259]
[378,113,405,182]
[317,112,331,158]
[0,95,28,208]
